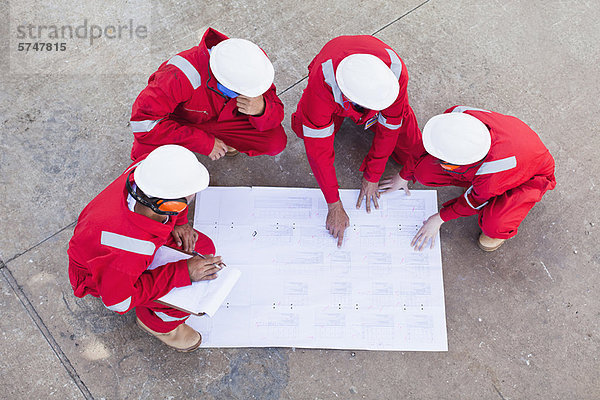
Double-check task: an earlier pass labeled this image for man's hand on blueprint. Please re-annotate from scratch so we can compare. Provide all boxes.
[326,200,350,247]
[356,178,380,213]
[378,173,411,196]
[188,254,223,281]
[411,213,444,251]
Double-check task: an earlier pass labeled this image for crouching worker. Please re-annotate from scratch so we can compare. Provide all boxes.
[382,106,556,252]
[129,27,286,161]
[68,145,222,352]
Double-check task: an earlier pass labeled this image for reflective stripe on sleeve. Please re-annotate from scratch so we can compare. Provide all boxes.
[475,156,517,175]
[321,59,344,107]
[155,312,189,322]
[102,296,132,313]
[100,231,156,256]
[385,49,402,80]
[167,55,202,90]
[377,114,402,130]
[302,123,335,138]
[464,186,488,210]
[451,106,491,114]
[130,119,163,133]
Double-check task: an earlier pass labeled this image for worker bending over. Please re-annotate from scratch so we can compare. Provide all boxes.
[292,35,424,246]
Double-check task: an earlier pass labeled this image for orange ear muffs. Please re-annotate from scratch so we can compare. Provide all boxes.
[154,198,188,214]
[439,160,461,171]
[126,171,188,216]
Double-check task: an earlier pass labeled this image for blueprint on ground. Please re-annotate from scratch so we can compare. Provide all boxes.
[187,186,447,351]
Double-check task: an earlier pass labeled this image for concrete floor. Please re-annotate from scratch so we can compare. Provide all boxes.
[1,0,599,399]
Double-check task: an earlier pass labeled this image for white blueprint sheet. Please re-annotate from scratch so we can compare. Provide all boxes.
[187,187,447,351]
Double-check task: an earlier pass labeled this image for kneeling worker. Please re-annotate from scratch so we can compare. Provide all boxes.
[68,145,223,352]
[129,27,286,161]
[384,106,556,251]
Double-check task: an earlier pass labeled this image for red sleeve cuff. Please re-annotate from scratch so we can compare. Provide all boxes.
[362,170,380,183]
[439,206,460,222]
[173,259,192,287]
[324,190,340,204]
[398,168,414,182]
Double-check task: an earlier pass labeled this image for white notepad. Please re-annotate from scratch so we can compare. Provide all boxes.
[148,245,241,317]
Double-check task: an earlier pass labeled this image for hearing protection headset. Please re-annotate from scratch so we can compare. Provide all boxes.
[125,170,188,215]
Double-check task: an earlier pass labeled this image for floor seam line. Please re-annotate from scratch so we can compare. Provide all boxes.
[277,75,308,97]
[1,263,94,399]
[5,220,77,264]
[371,0,432,36]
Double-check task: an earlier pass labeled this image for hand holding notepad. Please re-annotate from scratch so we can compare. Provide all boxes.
[147,245,241,317]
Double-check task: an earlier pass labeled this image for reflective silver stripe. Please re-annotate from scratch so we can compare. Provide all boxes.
[155,312,189,322]
[385,49,402,79]
[100,231,156,256]
[321,59,344,107]
[302,123,335,138]
[451,106,491,114]
[102,296,132,313]
[130,119,163,133]
[476,156,517,175]
[377,114,402,130]
[123,161,142,175]
[464,186,488,210]
[167,55,201,89]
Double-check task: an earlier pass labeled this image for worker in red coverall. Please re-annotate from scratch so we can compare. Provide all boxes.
[381,106,556,252]
[68,145,224,352]
[291,35,424,247]
[129,27,287,161]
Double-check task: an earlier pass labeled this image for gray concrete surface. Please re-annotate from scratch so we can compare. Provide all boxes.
[1,0,599,399]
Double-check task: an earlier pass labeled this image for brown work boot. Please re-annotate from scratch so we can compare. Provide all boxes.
[225,146,239,157]
[478,232,506,252]
[136,317,202,352]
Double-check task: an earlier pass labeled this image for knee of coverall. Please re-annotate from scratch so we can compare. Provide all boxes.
[260,125,288,156]
[413,155,442,186]
[193,229,216,255]
[291,112,303,139]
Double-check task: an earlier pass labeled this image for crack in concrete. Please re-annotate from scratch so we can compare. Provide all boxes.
[372,0,432,36]
[4,220,77,264]
[493,384,507,400]
[277,0,432,98]
[1,261,94,400]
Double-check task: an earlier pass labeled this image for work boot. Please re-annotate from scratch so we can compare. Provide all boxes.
[136,317,202,352]
[225,146,239,157]
[477,232,506,252]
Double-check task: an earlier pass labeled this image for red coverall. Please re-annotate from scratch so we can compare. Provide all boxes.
[291,35,424,204]
[130,27,287,161]
[414,106,556,239]
[68,158,215,333]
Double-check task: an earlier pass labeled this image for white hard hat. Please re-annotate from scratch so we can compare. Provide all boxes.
[209,38,275,97]
[134,145,210,198]
[335,54,399,111]
[422,113,491,165]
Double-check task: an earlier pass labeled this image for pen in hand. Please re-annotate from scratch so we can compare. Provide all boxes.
[192,250,227,269]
